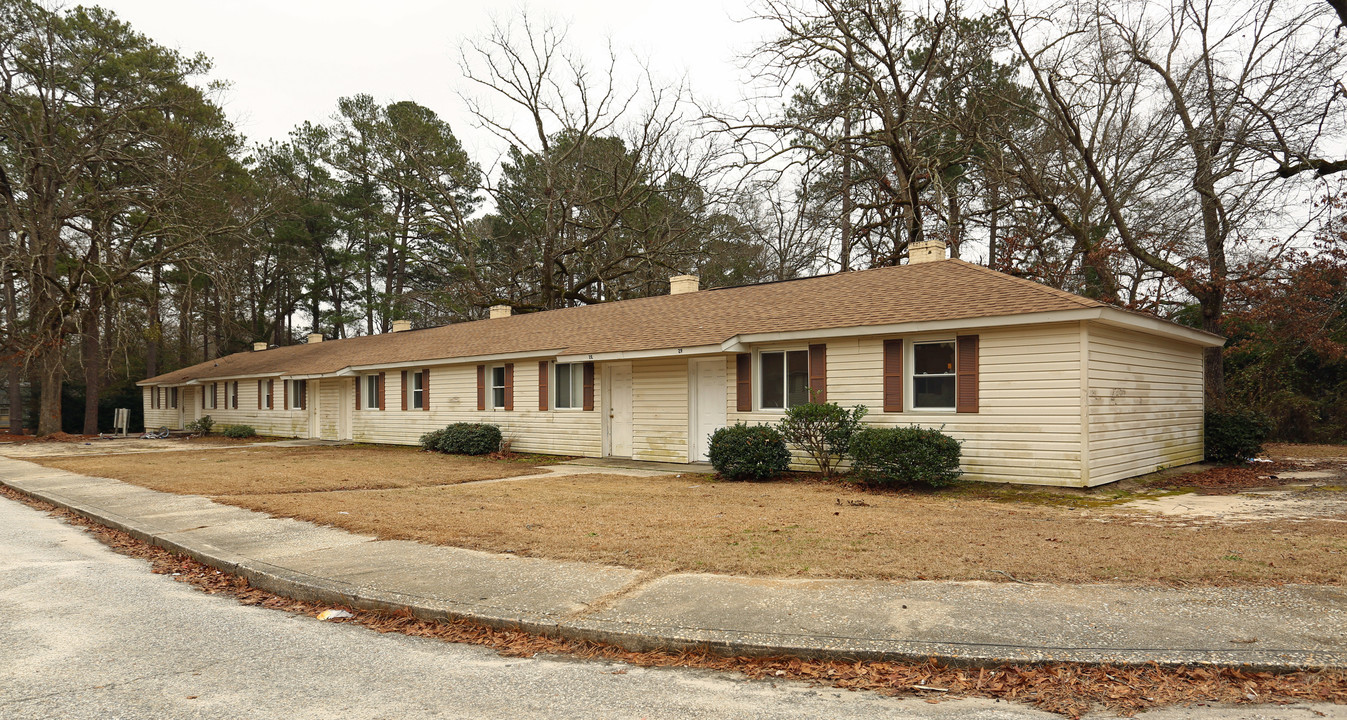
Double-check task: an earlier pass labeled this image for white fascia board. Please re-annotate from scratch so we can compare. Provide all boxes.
[554,344,725,364]
[345,348,567,374]
[138,372,284,387]
[721,309,1104,350]
[1094,308,1226,347]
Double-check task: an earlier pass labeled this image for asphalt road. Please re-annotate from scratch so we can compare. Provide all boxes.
[0,497,1340,720]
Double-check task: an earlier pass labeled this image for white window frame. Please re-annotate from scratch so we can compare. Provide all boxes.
[364,375,380,410]
[553,362,584,410]
[169,387,178,408]
[410,370,425,410]
[910,339,957,412]
[205,382,218,410]
[262,381,272,409]
[756,347,811,411]
[490,365,506,410]
[289,379,306,410]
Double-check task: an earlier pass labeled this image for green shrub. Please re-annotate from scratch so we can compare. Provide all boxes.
[219,424,256,439]
[777,401,867,477]
[707,422,791,481]
[429,423,502,456]
[419,428,448,452]
[850,425,962,487]
[1204,409,1273,464]
[185,415,214,435]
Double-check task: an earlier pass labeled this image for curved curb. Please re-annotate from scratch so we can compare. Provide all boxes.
[3,474,1344,672]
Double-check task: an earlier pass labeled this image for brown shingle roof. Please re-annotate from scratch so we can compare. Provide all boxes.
[143,259,1113,385]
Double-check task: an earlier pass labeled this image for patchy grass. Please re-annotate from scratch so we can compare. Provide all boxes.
[35,445,537,496]
[215,472,1346,585]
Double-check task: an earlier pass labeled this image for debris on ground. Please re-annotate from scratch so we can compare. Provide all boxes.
[317,609,355,621]
[3,482,1344,719]
[1149,460,1312,493]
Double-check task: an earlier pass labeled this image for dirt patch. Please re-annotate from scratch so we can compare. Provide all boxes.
[1148,460,1307,493]
[210,472,1347,585]
[33,445,539,495]
[1266,443,1347,459]
[2,482,1344,719]
[0,432,97,444]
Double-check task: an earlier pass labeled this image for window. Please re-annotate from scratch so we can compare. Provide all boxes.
[205,383,218,410]
[364,375,379,409]
[759,349,810,410]
[912,341,956,410]
[169,387,178,408]
[491,366,506,409]
[230,381,238,410]
[262,380,273,409]
[289,379,306,410]
[554,363,584,409]
[410,371,425,410]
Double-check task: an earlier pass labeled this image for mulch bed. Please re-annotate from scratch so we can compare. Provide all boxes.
[0,432,99,444]
[1,482,1343,718]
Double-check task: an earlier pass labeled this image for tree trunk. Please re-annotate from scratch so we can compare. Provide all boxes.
[988,180,1000,268]
[146,250,161,378]
[36,343,63,436]
[4,265,22,434]
[81,291,101,435]
[1201,293,1226,410]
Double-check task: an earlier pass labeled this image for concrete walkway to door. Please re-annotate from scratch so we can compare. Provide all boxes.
[2,453,1345,671]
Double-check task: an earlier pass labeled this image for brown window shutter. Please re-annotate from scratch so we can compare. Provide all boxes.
[422,369,430,410]
[202,387,206,408]
[283,380,289,410]
[538,361,549,411]
[212,384,218,409]
[377,372,385,410]
[735,353,752,412]
[503,363,514,411]
[300,381,307,410]
[808,343,827,403]
[401,371,408,411]
[956,335,979,413]
[883,339,904,413]
[476,365,486,411]
[582,362,595,411]
[257,381,262,410]
[355,377,361,411]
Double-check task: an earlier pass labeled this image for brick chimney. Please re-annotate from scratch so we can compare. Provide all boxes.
[252,342,268,352]
[489,305,513,319]
[669,275,700,295]
[390,319,412,333]
[907,239,948,264]
[307,333,323,344]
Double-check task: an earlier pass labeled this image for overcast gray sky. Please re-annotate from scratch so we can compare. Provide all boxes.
[94,0,768,160]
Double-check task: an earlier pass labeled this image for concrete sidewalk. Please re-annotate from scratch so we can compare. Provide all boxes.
[2,455,1344,670]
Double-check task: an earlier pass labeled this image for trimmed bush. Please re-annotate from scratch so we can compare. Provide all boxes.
[707,422,791,481]
[419,428,449,452]
[185,415,214,435]
[219,424,257,439]
[777,401,867,477]
[850,426,962,488]
[428,423,502,456]
[1205,409,1273,464]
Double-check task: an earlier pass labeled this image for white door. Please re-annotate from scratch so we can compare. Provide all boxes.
[307,380,322,439]
[606,363,633,458]
[337,380,353,441]
[690,358,727,462]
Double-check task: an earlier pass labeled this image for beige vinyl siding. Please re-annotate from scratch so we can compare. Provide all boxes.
[142,382,309,436]
[142,387,181,430]
[629,358,690,462]
[727,323,1086,486]
[1086,324,1205,486]
[350,362,602,456]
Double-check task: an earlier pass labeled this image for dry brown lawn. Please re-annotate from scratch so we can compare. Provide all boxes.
[36,445,536,495]
[218,472,1346,585]
[36,445,1347,585]
[1265,442,1347,459]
